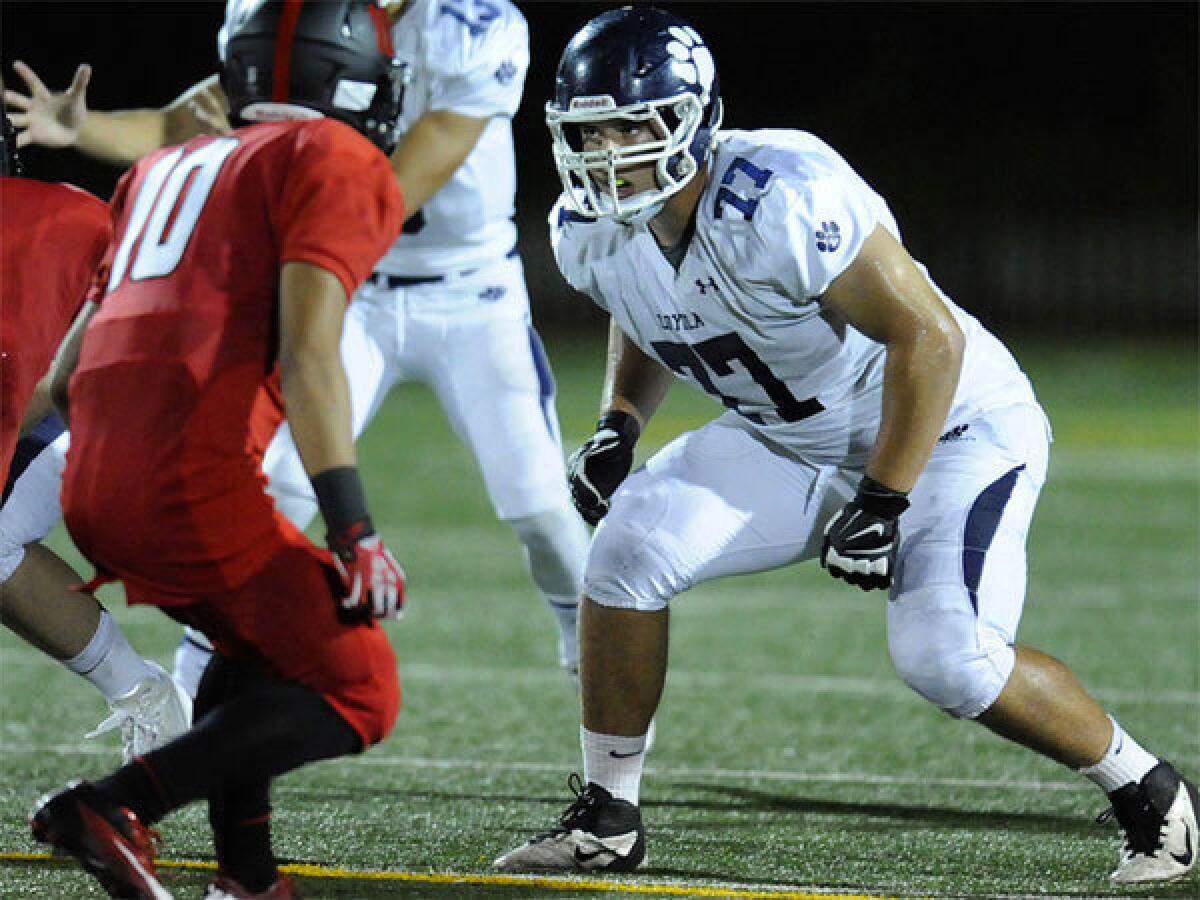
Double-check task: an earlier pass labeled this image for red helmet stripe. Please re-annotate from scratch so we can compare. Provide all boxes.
[271,0,306,103]
[368,5,395,56]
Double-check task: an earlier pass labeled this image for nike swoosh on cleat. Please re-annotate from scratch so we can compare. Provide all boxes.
[574,846,610,863]
[1170,822,1194,867]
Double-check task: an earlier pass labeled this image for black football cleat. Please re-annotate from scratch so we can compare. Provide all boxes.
[1105,760,1198,884]
[492,773,646,872]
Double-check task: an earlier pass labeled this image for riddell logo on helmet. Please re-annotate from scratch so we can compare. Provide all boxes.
[571,96,616,111]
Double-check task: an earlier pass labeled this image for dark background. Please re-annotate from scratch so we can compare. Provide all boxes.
[3,2,1196,336]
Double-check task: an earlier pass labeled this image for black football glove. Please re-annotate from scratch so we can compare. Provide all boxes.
[567,410,641,525]
[820,475,910,591]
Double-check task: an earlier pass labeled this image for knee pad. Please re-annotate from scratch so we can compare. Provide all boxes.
[887,585,1016,719]
[507,505,588,599]
[583,516,681,613]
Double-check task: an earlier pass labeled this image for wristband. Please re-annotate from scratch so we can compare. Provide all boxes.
[311,466,374,540]
[856,475,910,518]
[597,410,641,445]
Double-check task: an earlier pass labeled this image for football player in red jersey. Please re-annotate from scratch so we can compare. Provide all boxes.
[29,4,408,897]
[0,94,190,761]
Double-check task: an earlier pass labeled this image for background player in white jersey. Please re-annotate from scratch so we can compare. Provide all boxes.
[7,0,589,692]
[492,7,1196,886]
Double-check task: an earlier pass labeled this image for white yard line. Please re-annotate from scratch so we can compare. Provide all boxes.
[1,657,1196,705]
[0,741,1100,792]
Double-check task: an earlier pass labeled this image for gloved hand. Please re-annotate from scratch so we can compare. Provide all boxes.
[820,475,910,591]
[566,410,641,525]
[328,528,406,621]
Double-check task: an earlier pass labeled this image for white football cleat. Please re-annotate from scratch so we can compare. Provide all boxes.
[1106,760,1198,884]
[493,774,646,872]
[87,662,191,762]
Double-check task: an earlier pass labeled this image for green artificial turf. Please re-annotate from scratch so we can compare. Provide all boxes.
[1,336,1195,899]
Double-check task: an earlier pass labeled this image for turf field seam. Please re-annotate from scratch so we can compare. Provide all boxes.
[0,852,902,899]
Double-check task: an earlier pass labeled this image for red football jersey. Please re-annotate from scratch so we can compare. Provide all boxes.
[0,178,110,479]
[62,120,404,599]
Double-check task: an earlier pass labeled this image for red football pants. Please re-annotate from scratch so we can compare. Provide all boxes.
[141,543,400,747]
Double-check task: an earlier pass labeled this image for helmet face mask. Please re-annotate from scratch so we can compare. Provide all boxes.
[220,1,407,155]
[548,92,707,223]
[547,8,722,224]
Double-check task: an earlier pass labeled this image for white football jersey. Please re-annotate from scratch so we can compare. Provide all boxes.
[374,0,529,276]
[551,129,1036,467]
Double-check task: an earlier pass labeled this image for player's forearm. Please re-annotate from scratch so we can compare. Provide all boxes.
[601,321,673,430]
[48,301,98,423]
[279,352,358,479]
[388,109,487,218]
[75,108,168,166]
[18,375,54,438]
[866,322,964,492]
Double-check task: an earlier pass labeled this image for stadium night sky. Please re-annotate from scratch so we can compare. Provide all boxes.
[4,2,1195,334]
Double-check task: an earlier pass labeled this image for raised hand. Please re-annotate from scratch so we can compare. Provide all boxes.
[5,61,91,149]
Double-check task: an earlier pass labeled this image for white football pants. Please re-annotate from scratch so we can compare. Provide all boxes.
[585,403,1052,720]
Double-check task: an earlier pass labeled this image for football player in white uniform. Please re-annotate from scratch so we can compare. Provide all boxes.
[7,0,589,692]
[492,7,1196,886]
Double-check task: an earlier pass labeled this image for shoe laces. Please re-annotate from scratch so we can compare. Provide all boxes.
[86,680,172,758]
[529,773,606,843]
[1099,789,1168,859]
[558,772,608,828]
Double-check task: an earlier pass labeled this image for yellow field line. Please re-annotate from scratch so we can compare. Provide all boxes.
[0,851,894,899]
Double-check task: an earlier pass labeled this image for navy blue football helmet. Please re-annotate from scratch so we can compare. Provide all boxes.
[547,6,722,222]
[220,0,407,155]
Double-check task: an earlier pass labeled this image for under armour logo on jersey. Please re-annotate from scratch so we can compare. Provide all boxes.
[695,276,719,295]
[494,60,517,85]
[815,221,841,253]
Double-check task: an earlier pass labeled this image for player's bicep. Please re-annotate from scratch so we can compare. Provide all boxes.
[277,262,349,367]
[821,225,960,346]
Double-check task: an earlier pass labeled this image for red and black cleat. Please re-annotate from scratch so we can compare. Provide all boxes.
[30,779,170,899]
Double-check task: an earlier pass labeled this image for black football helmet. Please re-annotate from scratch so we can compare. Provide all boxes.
[547,6,722,222]
[220,0,406,155]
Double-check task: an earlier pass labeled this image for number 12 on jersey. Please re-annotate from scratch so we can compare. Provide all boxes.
[107,138,239,291]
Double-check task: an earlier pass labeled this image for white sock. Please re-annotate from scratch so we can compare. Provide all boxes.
[172,627,215,700]
[582,725,646,806]
[547,595,579,673]
[62,611,155,702]
[509,508,587,672]
[1078,716,1160,793]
